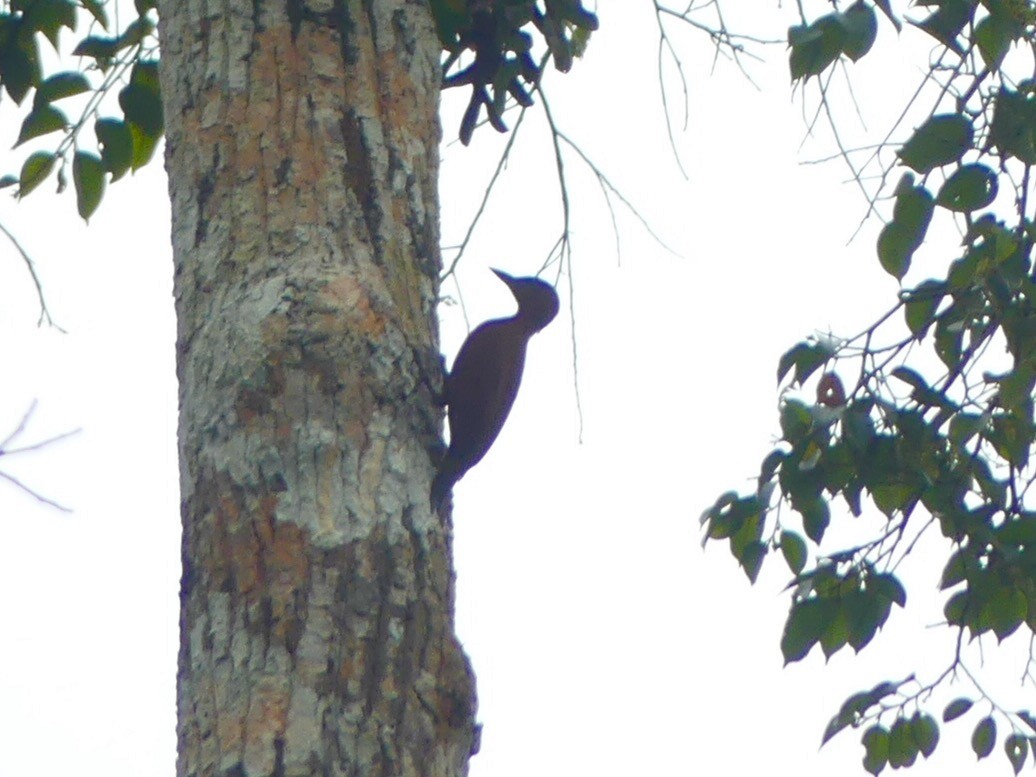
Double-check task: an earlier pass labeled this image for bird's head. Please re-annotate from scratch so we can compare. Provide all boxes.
[492,269,560,332]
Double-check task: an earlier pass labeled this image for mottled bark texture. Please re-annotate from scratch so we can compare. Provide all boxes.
[157,2,477,775]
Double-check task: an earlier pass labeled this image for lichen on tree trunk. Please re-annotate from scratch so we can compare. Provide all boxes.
[157,2,477,774]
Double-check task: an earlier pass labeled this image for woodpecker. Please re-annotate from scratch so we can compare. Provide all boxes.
[431,269,560,515]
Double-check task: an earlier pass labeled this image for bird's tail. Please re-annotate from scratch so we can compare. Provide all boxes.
[430,456,464,518]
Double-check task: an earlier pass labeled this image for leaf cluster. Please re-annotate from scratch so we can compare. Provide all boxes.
[705,0,1036,773]
[0,0,161,219]
[433,0,598,144]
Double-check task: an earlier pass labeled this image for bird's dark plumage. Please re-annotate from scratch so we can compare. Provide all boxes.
[431,269,559,515]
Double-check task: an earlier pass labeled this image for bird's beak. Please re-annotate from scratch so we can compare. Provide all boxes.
[490,268,515,286]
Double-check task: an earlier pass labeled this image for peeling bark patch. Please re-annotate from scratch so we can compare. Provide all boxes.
[340,108,379,247]
[274,157,292,188]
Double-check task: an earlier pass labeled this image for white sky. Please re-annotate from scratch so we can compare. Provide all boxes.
[0,2,1031,775]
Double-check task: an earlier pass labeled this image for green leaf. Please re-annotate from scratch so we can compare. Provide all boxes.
[18,150,55,196]
[944,698,973,722]
[800,497,830,543]
[119,71,163,137]
[902,279,945,337]
[898,114,974,173]
[117,15,154,48]
[780,398,814,442]
[911,713,939,758]
[841,2,877,61]
[892,178,936,234]
[128,119,159,169]
[737,540,766,583]
[780,530,807,574]
[0,22,41,104]
[95,117,133,181]
[877,222,914,280]
[71,34,120,59]
[972,716,996,759]
[788,16,845,81]
[888,717,919,768]
[985,585,1026,642]
[989,89,1036,165]
[0,174,18,188]
[937,164,998,212]
[940,547,969,589]
[37,70,89,102]
[862,726,889,775]
[73,151,105,219]
[781,598,831,664]
[910,0,970,52]
[80,0,109,29]
[974,12,1016,70]
[23,0,77,49]
[15,103,66,146]
[777,340,833,385]
[1005,734,1028,776]
[949,412,985,445]
[872,573,906,607]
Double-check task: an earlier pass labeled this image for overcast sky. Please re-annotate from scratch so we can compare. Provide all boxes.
[0,2,1031,776]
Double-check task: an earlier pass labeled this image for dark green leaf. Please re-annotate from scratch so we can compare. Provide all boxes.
[23,0,76,49]
[877,222,914,280]
[940,547,969,589]
[893,178,936,235]
[841,2,877,61]
[117,15,154,47]
[18,150,55,196]
[1005,734,1027,776]
[989,89,1036,165]
[781,598,831,664]
[788,16,845,81]
[898,114,973,173]
[944,698,973,722]
[777,340,833,385]
[95,117,133,181]
[37,71,89,101]
[972,716,996,759]
[80,0,108,29]
[73,151,105,220]
[846,588,891,651]
[759,448,786,484]
[800,497,830,543]
[0,24,41,104]
[903,279,945,336]
[862,726,889,775]
[949,412,985,445]
[888,717,919,768]
[986,586,1026,642]
[911,713,939,758]
[0,174,18,188]
[780,530,807,574]
[780,399,814,442]
[934,317,963,369]
[872,573,906,607]
[128,119,159,169]
[15,103,66,146]
[937,164,998,212]
[119,81,163,138]
[910,0,970,52]
[737,540,766,583]
[71,34,119,59]
[974,13,1016,70]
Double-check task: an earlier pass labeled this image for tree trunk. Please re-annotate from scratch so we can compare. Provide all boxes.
[157,2,478,775]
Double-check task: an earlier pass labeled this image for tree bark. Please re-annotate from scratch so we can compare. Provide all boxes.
[157,2,477,775]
